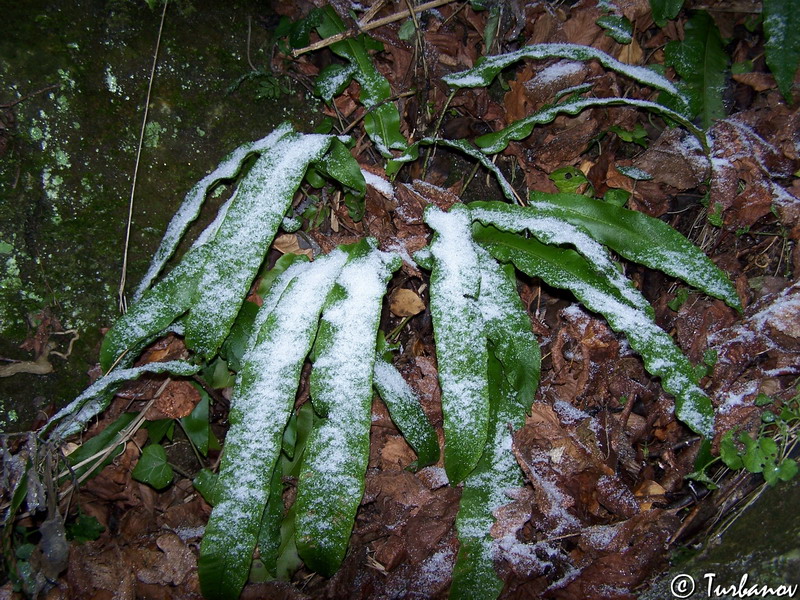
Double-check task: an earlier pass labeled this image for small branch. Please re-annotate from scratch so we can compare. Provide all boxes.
[0,84,61,109]
[118,0,169,313]
[291,0,458,57]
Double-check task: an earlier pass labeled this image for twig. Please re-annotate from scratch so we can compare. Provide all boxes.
[291,0,458,57]
[118,0,169,314]
[0,84,60,109]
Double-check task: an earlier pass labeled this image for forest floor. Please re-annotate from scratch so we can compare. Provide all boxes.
[2,0,800,598]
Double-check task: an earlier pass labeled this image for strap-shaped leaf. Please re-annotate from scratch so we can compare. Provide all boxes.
[476,247,540,408]
[425,205,490,483]
[663,12,728,129]
[315,7,407,156]
[443,43,685,100]
[451,348,527,599]
[471,196,742,311]
[373,357,440,468]
[469,203,653,317]
[135,124,295,298]
[763,0,800,102]
[101,128,344,368]
[182,131,335,356]
[478,228,714,436]
[198,250,348,600]
[44,360,200,441]
[472,96,706,155]
[294,242,400,576]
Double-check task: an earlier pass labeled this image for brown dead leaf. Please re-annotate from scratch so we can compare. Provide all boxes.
[633,128,709,191]
[136,334,188,365]
[136,533,196,586]
[145,379,201,420]
[733,71,777,92]
[389,287,426,317]
[273,233,313,258]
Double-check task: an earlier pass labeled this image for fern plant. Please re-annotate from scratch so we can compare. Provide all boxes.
[43,33,749,600]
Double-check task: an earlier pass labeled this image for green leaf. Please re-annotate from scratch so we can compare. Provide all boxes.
[649,0,684,26]
[220,300,260,372]
[425,205,490,483]
[294,243,400,576]
[475,226,715,436]
[778,458,799,481]
[474,195,742,311]
[316,138,366,196]
[477,249,540,408]
[475,95,702,155]
[282,402,316,477]
[144,418,174,444]
[132,444,174,490]
[663,11,728,129]
[373,357,440,468]
[63,412,136,482]
[451,347,527,599]
[443,43,685,99]
[469,202,654,316]
[315,7,407,156]
[202,357,236,389]
[101,125,337,366]
[720,429,744,469]
[609,123,649,148]
[199,251,348,600]
[603,188,631,207]
[398,19,416,41]
[193,468,220,505]
[597,15,633,44]
[763,0,800,102]
[46,361,200,441]
[66,512,105,543]
[181,388,212,456]
[549,166,592,195]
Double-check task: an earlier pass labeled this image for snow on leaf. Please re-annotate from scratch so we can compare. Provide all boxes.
[469,202,654,317]
[474,96,705,155]
[425,204,490,483]
[134,124,295,299]
[44,360,200,441]
[294,242,401,576]
[183,131,335,356]
[478,229,715,436]
[198,249,347,600]
[100,127,356,369]
[373,358,440,468]
[763,0,800,102]
[474,195,741,311]
[451,349,527,599]
[443,43,685,100]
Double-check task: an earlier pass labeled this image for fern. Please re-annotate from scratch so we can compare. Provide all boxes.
[50,31,748,600]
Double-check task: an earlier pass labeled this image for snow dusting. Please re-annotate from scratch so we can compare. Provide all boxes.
[135,124,293,299]
[294,246,401,566]
[425,205,490,482]
[47,360,200,440]
[201,249,347,573]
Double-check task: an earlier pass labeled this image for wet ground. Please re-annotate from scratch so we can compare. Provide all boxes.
[0,0,321,429]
